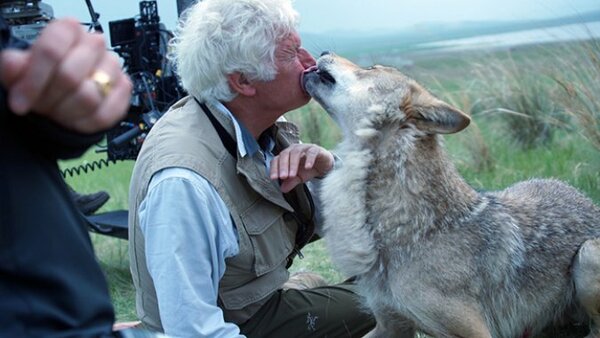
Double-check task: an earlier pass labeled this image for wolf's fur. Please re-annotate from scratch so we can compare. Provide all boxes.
[303,54,600,338]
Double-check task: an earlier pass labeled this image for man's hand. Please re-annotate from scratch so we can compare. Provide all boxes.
[270,143,334,193]
[0,18,132,134]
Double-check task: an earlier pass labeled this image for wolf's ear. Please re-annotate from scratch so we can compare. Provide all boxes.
[402,84,470,134]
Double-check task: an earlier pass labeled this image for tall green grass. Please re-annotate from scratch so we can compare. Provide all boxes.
[553,39,600,152]
[61,38,600,322]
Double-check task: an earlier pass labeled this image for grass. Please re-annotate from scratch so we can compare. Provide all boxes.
[552,39,600,152]
[60,38,600,323]
[61,155,136,320]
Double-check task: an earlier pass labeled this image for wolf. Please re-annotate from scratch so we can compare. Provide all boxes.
[302,52,600,338]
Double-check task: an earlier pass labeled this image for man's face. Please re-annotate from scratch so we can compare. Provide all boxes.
[253,31,316,114]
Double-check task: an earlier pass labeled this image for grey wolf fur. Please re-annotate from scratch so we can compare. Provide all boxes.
[303,53,600,338]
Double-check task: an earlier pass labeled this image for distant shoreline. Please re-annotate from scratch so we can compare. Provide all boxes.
[416,21,600,53]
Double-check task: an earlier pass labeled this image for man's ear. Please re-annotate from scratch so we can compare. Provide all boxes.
[227,72,256,97]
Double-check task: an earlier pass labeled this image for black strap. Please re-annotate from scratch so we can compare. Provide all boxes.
[194,97,237,158]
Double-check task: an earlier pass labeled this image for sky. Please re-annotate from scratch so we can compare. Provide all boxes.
[292,0,600,34]
[45,0,600,36]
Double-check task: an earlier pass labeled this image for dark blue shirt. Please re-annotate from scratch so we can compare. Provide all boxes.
[0,15,116,338]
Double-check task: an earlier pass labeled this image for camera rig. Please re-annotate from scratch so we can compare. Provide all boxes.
[106,0,185,160]
[1,0,186,161]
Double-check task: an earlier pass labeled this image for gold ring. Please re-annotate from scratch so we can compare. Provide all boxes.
[91,70,113,98]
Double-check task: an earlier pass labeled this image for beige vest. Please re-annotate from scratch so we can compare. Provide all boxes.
[128,96,315,331]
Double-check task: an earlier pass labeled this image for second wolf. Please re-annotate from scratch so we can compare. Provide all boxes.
[303,53,600,338]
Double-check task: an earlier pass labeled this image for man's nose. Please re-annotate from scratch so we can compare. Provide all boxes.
[299,48,316,69]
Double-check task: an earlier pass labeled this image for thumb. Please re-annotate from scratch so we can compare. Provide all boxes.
[280,176,303,193]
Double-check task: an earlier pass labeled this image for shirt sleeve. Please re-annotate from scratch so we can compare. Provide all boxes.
[139,167,245,338]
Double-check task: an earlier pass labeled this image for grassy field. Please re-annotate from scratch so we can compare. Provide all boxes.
[61,38,599,323]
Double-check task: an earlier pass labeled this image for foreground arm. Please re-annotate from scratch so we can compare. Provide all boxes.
[139,167,245,338]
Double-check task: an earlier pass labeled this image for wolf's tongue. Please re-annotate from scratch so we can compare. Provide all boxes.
[300,66,318,95]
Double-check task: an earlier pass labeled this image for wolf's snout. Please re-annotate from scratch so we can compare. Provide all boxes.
[316,69,336,84]
[301,62,336,96]
[301,65,318,95]
[315,52,337,85]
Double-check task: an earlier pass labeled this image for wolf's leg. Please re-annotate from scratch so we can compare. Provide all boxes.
[573,238,600,338]
[420,301,492,338]
[361,311,416,338]
[362,324,415,338]
[440,313,492,338]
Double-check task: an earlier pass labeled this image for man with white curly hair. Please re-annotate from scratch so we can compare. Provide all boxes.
[128,0,375,337]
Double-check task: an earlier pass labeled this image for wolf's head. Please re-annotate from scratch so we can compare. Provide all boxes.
[303,53,470,138]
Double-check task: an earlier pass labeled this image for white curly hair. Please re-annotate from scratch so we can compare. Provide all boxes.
[169,0,300,102]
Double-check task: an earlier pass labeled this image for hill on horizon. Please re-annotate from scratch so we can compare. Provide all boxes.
[300,9,600,57]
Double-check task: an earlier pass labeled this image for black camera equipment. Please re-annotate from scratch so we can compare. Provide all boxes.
[103,0,185,161]
[0,0,52,43]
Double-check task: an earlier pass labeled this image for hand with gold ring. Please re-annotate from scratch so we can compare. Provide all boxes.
[0,18,132,134]
[90,70,113,99]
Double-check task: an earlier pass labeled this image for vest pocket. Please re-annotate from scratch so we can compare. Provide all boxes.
[240,198,295,276]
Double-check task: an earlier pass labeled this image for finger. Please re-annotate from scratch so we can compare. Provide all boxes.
[33,35,120,115]
[277,149,291,179]
[72,71,131,133]
[36,32,106,112]
[270,156,280,180]
[0,49,29,87]
[304,146,320,170]
[89,71,132,131]
[57,63,131,134]
[280,176,303,193]
[50,76,104,130]
[0,50,30,115]
[312,148,334,176]
[46,49,126,131]
[287,146,306,178]
[10,18,82,114]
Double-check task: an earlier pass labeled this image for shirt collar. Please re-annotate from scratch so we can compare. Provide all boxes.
[207,100,274,158]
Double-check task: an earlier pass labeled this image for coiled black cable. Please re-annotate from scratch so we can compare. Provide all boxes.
[60,158,120,178]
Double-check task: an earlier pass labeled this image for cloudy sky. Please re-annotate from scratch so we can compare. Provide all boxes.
[46,0,600,35]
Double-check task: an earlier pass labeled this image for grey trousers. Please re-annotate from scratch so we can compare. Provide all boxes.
[240,281,375,338]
